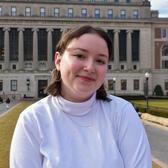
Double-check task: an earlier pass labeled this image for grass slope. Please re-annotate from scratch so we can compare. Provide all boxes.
[0,101,34,168]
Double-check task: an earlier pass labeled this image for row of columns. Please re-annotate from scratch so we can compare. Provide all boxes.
[2,27,133,71]
[3,27,54,71]
[113,29,133,70]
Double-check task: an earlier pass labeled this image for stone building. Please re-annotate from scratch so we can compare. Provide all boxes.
[0,0,168,99]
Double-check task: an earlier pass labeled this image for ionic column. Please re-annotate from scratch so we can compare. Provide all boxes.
[114,30,120,70]
[47,28,53,70]
[126,30,132,70]
[3,27,10,70]
[32,28,38,70]
[18,28,24,70]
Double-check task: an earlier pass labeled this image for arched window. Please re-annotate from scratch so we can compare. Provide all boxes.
[161,45,168,69]
[162,45,168,56]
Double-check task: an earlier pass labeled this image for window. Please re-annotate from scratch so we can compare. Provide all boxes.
[162,60,168,69]
[120,10,126,19]
[161,28,167,38]
[52,29,62,59]
[121,79,127,90]
[0,64,2,70]
[94,9,100,18]
[119,30,127,61]
[12,64,16,70]
[114,0,119,3]
[126,0,131,3]
[38,29,47,61]
[68,8,73,17]
[9,28,18,61]
[0,48,4,60]
[25,7,31,16]
[0,7,1,15]
[11,7,17,16]
[132,30,140,61]
[120,64,125,70]
[133,79,139,90]
[161,45,168,69]
[40,7,45,17]
[162,45,168,56]
[24,29,33,61]
[165,79,168,90]
[54,8,60,17]
[11,80,17,91]
[0,80,2,91]
[108,64,112,70]
[81,8,87,18]
[108,9,113,19]
[133,9,139,19]
[108,80,114,90]
[133,64,137,70]
[0,28,4,61]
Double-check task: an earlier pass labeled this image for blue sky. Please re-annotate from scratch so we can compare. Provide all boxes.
[150,0,168,17]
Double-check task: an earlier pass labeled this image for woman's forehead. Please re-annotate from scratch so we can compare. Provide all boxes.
[67,33,107,47]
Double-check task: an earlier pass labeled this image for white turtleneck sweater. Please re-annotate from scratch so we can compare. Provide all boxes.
[10,93,152,168]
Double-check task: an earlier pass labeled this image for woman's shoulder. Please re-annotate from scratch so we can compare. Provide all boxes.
[105,94,130,107]
[20,95,54,118]
[99,94,135,118]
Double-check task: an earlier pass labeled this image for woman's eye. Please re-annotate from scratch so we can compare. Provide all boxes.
[96,59,106,64]
[74,54,85,59]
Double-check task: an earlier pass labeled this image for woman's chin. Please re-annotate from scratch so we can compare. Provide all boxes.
[73,90,95,101]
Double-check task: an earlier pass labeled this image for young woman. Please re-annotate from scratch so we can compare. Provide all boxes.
[10,25,152,168]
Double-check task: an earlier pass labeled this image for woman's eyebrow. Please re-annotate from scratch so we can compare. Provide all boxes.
[98,54,108,59]
[66,47,88,52]
[66,47,108,58]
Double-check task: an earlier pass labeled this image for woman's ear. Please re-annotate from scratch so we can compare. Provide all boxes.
[55,52,62,70]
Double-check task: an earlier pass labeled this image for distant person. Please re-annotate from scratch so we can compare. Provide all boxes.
[5,97,10,109]
[0,96,3,103]
[10,25,152,168]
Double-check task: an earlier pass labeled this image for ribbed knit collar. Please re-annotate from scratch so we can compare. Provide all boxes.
[55,93,96,116]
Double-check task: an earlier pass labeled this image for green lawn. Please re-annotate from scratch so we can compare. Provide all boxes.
[152,162,162,168]
[132,99,168,108]
[0,101,34,168]
[0,100,163,168]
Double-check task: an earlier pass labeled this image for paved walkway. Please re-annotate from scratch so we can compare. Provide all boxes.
[141,113,168,127]
[0,100,20,117]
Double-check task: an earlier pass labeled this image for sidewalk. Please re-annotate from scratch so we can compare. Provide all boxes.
[142,115,168,168]
[0,100,20,117]
[141,113,168,127]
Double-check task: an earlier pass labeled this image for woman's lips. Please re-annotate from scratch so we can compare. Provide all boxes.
[78,75,95,81]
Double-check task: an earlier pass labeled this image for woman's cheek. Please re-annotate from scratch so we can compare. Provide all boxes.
[71,61,83,72]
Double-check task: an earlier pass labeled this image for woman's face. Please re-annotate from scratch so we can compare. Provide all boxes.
[55,33,109,102]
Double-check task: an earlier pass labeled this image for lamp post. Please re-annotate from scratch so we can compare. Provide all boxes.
[112,77,116,95]
[145,72,150,112]
[26,79,30,91]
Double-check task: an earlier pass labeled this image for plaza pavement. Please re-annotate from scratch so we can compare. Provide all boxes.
[0,100,20,117]
[141,113,168,127]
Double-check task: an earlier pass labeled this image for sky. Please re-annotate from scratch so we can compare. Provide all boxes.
[150,0,168,17]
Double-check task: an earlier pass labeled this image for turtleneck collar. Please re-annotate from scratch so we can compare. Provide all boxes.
[55,93,96,116]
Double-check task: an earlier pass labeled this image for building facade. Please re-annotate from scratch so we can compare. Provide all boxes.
[0,0,168,99]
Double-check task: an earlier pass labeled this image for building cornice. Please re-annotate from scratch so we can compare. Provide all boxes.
[0,0,150,7]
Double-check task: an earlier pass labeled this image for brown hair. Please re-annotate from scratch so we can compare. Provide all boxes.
[46,25,112,100]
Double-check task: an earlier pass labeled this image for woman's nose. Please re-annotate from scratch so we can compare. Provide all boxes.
[83,60,95,73]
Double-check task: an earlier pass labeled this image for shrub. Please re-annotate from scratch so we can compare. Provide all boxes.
[153,85,164,96]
